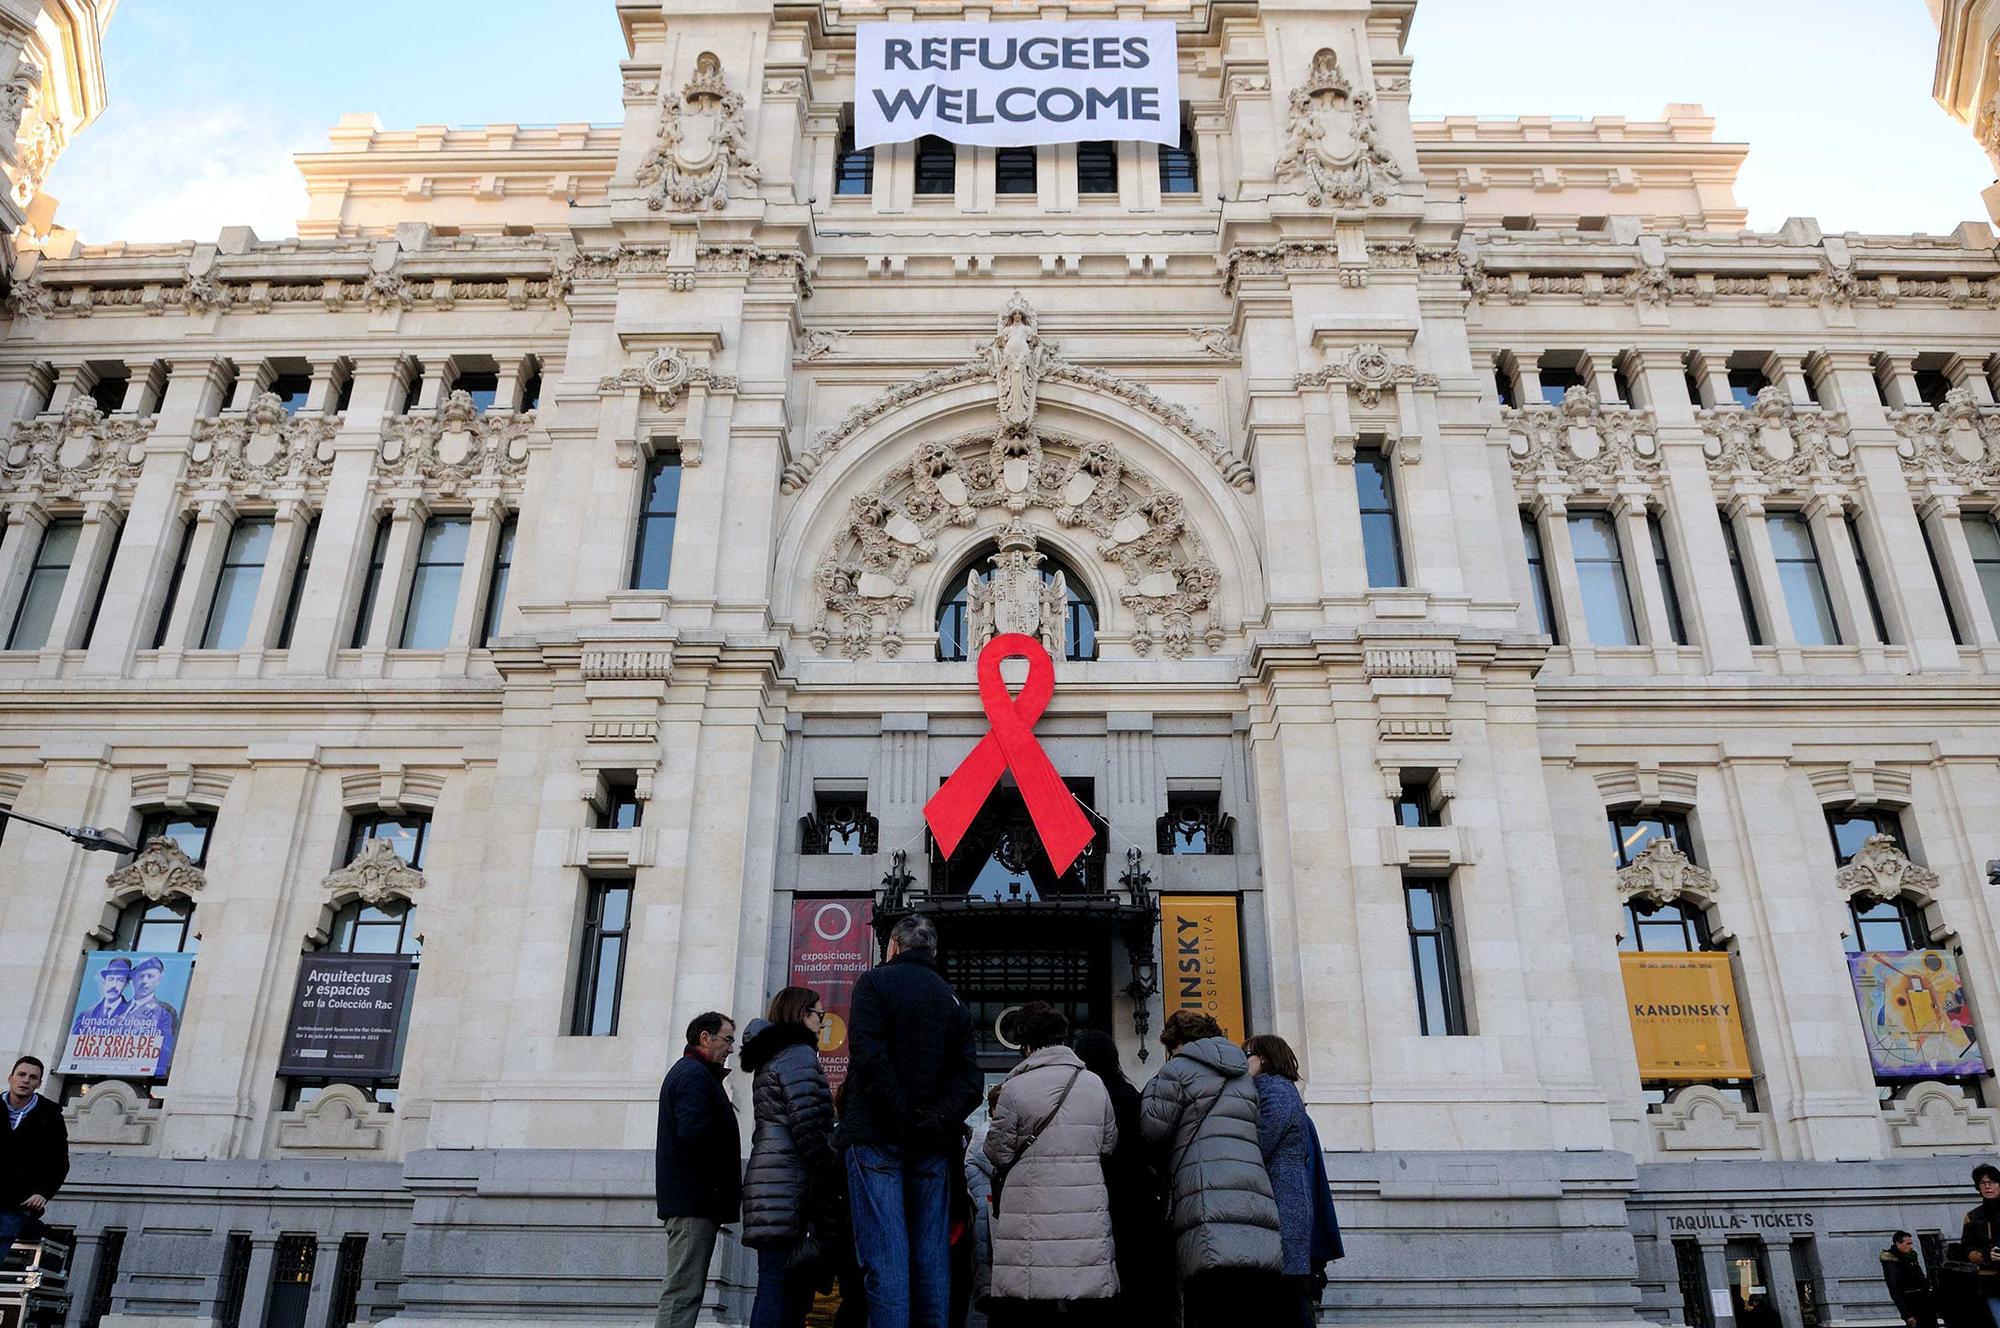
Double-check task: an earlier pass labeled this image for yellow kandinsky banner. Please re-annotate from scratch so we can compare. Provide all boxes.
[1162,895,1246,1043]
[1621,951,1754,1080]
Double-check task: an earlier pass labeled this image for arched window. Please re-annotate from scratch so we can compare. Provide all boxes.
[935,545,1097,662]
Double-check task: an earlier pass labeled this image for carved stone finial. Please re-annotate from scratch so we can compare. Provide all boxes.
[1835,834,1940,905]
[105,837,207,903]
[1615,837,1718,906]
[323,837,426,906]
[1274,48,1401,208]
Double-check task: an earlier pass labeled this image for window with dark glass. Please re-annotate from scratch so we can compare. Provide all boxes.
[481,515,516,646]
[1393,775,1439,829]
[88,373,128,416]
[1915,368,1954,409]
[1405,879,1467,1036]
[1720,512,1763,645]
[1356,447,1405,588]
[1567,512,1639,646]
[8,518,82,650]
[350,518,391,648]
[1767,512,1841,645]
[1520,511,1558,641]
[935,548,1097,662]
[1076,140,1118,194]
[1158,104,1198,194]
[276,516,318,649]
[802,792,877,855]
[399,515,470,649]
[151,519,195,650]
[1727,367,1770,408]
[1538,364,1587,406]
[1648,515,1689,645]
[452,370,499,412]
[200,517,275,650]
[834,108,874,195]
[1157,791,1233,855]
[995,146,1038,195]
[268,373,312,415]
[631,453,680,591]
[348,811,429,871]
[571,878,634,1036]
[80,516,124,650]
[1846,514,1891,643]
[1964,514,2000,635]
[914,135,957,195]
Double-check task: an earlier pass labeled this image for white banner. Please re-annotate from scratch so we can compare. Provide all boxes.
[855,21,1180,150]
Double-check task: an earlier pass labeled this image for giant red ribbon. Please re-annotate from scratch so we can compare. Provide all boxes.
[925,633,1094,876]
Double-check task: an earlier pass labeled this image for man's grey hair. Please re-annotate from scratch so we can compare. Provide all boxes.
[889,914,938,957]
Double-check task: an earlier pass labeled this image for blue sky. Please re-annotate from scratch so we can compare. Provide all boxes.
[44,0,1993,244]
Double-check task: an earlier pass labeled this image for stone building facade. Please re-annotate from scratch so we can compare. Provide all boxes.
[1,2,1998,1326]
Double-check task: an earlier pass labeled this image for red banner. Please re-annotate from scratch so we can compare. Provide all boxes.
[788,898,875,1094]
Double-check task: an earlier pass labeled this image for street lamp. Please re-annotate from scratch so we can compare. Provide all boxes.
[0,807,137,855]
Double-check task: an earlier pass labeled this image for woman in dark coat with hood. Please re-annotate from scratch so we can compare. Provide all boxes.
[740,986,841,1328]
[1075,1029,1166,1320]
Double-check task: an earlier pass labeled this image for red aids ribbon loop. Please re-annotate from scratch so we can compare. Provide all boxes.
[925,633,1095,877]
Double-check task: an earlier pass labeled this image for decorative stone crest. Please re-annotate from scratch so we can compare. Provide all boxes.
[189,393,339,494]
[811,431,1223,661]
[1274,49,1401,208]
[322,837,426,906]
[965,519,1071,659]
[1702,390,1854,494]
[378,393,534,496]
[1615,837,1718,907]
[1,398,151,499]
[1506,389,1661,495]
[637,52,761,212]
[105,837,207,903]
[1835,834,1939,906]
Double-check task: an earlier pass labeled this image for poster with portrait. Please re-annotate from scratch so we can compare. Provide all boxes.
[1849,950,1984,1079]
[788,898,875,1093]
[59,950,195,1079]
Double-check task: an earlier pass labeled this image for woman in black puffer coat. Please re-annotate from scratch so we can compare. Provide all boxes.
[741,986,842,1328]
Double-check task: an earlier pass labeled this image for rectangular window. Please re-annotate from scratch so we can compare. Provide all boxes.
[1720,512,1763,645]
[914,135,956,195]
[1520,511,1558,641]
[1648,515,1688,646]
[1076,140,1118,194]
[1846,514,1891,643]
[1355,447,1406,588]
[79,516,125,650]
[995,146,1038,195]
[1567,512,1639,646]
[1925,520,1966,645]
[1405,880,1467,1036]
[350,518,391,648]
[150,519,195,650]
[834,109,874,196]
[1158,104,1198,194]
[631,453,681,590]
[1964,514,2000,636]
[481,514,516,646]
[200,516,275,650]
[7,518,82,650]
[275,516,318,649]
[572,878,634,1036]
[1767,512,1841,645]
[399,515,471,649]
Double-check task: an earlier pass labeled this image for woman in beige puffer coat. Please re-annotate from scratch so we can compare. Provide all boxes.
[982,1002,1120,1315]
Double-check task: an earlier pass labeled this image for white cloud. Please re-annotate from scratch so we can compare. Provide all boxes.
[41,102,320,246]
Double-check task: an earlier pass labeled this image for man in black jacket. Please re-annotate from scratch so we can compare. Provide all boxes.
[841,914,981,1328]
[1883,1231,1938,1328]
[655,1013,739,1328]
[1,1055,67,1246]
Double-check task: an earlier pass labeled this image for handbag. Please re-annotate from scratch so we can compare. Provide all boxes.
[990,1066,1082,1216]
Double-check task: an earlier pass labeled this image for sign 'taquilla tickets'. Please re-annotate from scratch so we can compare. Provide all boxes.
[855,21,1181,150]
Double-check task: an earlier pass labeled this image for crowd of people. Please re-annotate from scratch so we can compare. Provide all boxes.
[654,913,1344,1328]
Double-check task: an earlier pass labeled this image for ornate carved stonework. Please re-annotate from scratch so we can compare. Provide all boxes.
[781,295,1251,494]
[1615,837,1718,906]
[636,52,761,212]
[188,394,339,495]
[1505,389,1661,496]
[965,519,1070,658]
[1835,834,1940,905]
[378,391,534,496]
[105,837,207,903]
[811,430,1223,661]
[1702,391,1854,494]
[1,398,151,499]
[1274,49,1401,208]
[323,837,426,906]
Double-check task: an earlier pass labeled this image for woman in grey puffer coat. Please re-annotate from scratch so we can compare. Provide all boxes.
[1140,1010,1281,1328]
[739,987,841,1328]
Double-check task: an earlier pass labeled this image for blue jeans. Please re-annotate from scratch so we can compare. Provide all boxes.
[750,1243,814,1328]
[845,1143,951,1328]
